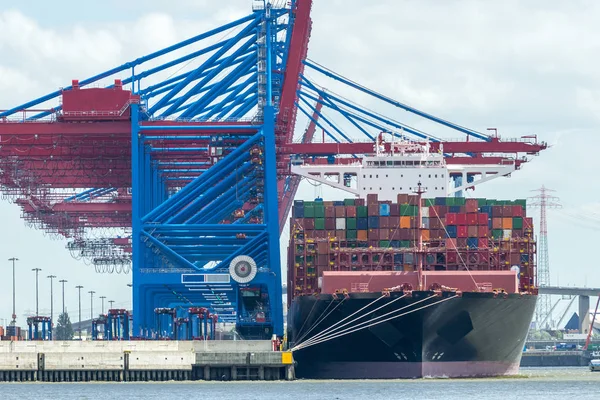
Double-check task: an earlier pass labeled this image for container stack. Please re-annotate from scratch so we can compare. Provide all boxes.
[289,195,536,298]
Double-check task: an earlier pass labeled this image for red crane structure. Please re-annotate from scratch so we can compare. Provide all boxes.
[0,0,547,338]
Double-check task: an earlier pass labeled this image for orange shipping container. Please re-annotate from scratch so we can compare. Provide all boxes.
[421,230,430,241]
[357,230,368,241]
[400,216,411,229]
[502,218,513,229]
[446,238,457,250]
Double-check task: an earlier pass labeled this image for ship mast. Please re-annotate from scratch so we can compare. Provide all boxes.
[414,181,425,291]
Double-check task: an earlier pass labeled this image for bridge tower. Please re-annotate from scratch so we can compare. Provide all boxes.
[529,185,562,329]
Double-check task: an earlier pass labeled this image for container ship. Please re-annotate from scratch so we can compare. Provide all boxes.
[286,139,538,379]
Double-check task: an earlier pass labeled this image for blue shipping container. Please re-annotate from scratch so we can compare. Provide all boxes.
[390,240,400,248]
[445,225,457,238]
[357,218,369,230]
[368,216,380,228]
[394,254,403,263]
[404,253,415,264]
[435,197,446,206]
[294,207,304,218]
[379,203,390,216]
[449,206,462,213]
[422,217,430,229]
[467,238,478,249]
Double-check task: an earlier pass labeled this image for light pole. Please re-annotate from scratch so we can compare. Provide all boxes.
[75,285,83,340]
[108,300,115,310]
[47,275,56,325]
[8,258,18,326]
[88,291,95,320]
[32,268,42,316]
[59,279,67,315]
[99,296,107,314]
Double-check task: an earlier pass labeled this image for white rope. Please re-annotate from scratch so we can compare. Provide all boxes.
[293,293,408,351]
[295,296,346,345]
[293,295,458,352]
[293,293,395,350]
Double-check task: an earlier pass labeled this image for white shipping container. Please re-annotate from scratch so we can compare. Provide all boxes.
[503,229,512,240]
[336,218,346,230]
[421,207,430,218]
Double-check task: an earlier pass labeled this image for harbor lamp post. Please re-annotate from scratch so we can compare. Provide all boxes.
[99,296,107,314]
[47,275,56,326]
[108,300,115,310]
[8,258,18,326]
[88,291,96,320]
[76,285,84,340]
[31,268,42,316]
[59,279,67,314]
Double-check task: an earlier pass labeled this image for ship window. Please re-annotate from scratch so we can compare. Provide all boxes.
[369,175,372,178]
[400,187,402,190]
[392,187,395,190]
[442,187,444,190]
[419,174,421,178]
[363,175,365,178]
[435,187,438,190]
[429,174,431,178]
[370,187,372,190]
[386,174,388,178]
[363,187,366,190]
[387,161,393,166]
[409,187,412,190]
[379,187,382,190]
[401,174,403,178]
[435,174,438,178]
[394,161,401,165]
[376,175,378,178]
[442,174,444,178]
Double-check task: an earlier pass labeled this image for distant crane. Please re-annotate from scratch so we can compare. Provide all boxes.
[529,186,562,329]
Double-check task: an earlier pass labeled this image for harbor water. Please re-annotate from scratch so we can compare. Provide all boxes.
[1,367,599,399]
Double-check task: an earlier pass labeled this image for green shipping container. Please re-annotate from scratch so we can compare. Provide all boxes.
[346,230,357,240]
[445,197,455,207]
[492,229,503,239]
[454,197,466,206]
[314,205,325,218]
[344,198,355,206]
[400,205,418,216]
[379,240,390,248]
[315,218,325,230]
[514,199,527,208]
[424,199,435,207]
[357,206,368,218]
[346,218,357,230]
[304,205,315,218]
[477,198,486,207]
[513,217,523,229]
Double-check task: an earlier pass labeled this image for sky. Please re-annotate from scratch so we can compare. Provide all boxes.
[1,0,599,326]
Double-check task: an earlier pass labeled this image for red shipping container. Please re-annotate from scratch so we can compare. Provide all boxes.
[478,237,489,249]
[502,205,513,217]
[325,206,335,218]
[410,217,418,229]
[437,206,448,218]
[335,230,346,240]
[315,230,326,238]
[389,216,400,228]
[399,229,410,240]
[465,199,478,213]
[397,193,409,204]
[390,203,400,216]
[457,226,468,238]
[325,218,335,230]
[380,216,390,228]
[446,238,457,249]
[429,218,441,230]
[478,226,488,237]
[524,217,534,230]
[355,198,365,206]
[492,206,503,218]
[446,251,458,263]
[467,213,478,225]
[407,195,419,205]
[305,230,314,239]
[467,225,478,238]
[368,204,379,216]
[478,213,488,225]
[335,206,346,217]
[367,193,378,205]
[492,218,503,229]
[456,213,467,225]
[368,240,379,248]
[346,206,357,218]
[304,219,315,230]
[380,229,390,240]
[368,229,380,240]
[512,229,523,238]
[457,238,467,248]
[446,213,457,225]
[389,229,399,240]
[512,205,523,217]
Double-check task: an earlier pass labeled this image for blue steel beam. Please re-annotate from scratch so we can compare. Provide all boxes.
[303,59,491,141]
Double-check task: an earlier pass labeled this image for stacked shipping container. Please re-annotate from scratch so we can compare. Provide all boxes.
[288,195,536,299]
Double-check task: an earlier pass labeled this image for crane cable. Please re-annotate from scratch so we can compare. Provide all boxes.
[292,294,458,352]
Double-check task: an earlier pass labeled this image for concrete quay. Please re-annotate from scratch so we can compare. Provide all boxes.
[0,340,294,382]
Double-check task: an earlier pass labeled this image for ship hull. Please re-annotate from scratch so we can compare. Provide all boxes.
[287,291,536,379]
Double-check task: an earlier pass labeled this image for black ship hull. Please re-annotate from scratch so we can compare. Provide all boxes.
[287,291,537,379]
